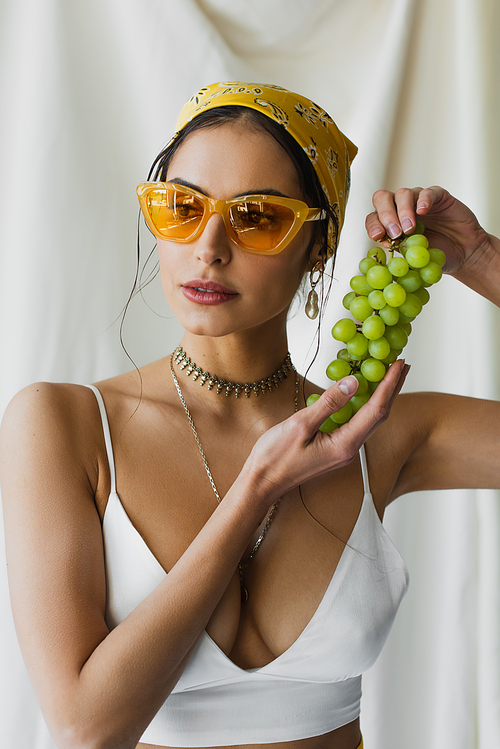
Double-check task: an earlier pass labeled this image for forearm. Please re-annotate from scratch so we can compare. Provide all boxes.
[53,469,270,749]
[453,231,500,307]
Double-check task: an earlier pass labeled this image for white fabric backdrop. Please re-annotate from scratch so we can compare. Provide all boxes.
[1,1,499,747]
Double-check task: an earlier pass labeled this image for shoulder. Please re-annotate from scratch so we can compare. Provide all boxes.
[1,381,100,441]
[0,382,110,508]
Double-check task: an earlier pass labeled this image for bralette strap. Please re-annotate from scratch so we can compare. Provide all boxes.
[358,444,371,496]
[86,385,117,495]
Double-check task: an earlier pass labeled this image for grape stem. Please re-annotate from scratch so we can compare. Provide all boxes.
[383,234,402,256]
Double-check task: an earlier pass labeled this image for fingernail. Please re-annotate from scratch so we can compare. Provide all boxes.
[417,201,428,212]
[338,376,358,395]
[388,223,402,239]
[402,217,413,233]
[370,224,385,239]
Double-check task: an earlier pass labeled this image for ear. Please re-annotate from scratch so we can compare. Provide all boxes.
[305,218,338,272]
[307,241,325,271]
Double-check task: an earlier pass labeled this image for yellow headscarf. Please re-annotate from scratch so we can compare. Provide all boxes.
[172,82,357,256]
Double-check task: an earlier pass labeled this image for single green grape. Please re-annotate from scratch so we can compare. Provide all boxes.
[359,257,377,274]
[337,348,351,362]
[413,220,426,235]
[352,372,369,395]
[349,295,373,321]
[360,358,387,382]
[381,348,401,364]
[346,333,369,359]
[398,270,422,292]
[342,291,357,310]
[326,359,352,381]
[399,322,412,336]
[332,318,357,342]
[405,233,429,249]
[406,245,431,269]
[366,264,393,290]
[362,315,386,340]
[428,248,446,267]
[413,286,430,305]
[384,325,408,350]
[350,275,374,296]
[319,416,338,433]
[419,261,442,285]
[306,394,321,406]
[379,305,400,326]
[398,311,415,323]
[367,247,387,264]
[350,393,370,413]
[383,282,407,307]
[368,336,391,360]
[368,289,386,310]
[399,292,423,318]
[388,256,409,277]
[330,401,353,424]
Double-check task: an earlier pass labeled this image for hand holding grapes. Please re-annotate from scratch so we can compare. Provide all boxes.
[366,186,490,276]
[244,358,409,510]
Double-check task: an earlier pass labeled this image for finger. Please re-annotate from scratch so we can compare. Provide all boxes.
[414,185,445,216]
[301,376,359,435]
[369,189,403,240]
[393,187,423,234]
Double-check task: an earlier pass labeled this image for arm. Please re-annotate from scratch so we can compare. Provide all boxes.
[0,366,406,749]
[364,186,500,501]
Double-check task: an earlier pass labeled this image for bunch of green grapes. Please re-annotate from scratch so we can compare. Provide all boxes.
[307,224,445,431]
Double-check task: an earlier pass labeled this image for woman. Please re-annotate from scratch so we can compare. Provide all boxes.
[1,82,499,749]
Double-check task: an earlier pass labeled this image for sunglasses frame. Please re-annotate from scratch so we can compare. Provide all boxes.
[137,181,326,255]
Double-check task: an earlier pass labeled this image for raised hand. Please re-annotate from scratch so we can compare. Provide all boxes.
[244,360,409,510]
[365,186,489,277]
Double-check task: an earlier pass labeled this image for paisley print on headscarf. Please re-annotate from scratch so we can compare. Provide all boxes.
[304,138,319,165]
[173,82,357,256]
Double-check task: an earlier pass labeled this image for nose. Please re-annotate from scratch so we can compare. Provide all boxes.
[194,211,232,265]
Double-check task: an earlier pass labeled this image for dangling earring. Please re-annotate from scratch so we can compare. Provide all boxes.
[305,262,323,320]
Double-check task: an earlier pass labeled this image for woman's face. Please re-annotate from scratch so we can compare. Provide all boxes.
[158,120,320,339]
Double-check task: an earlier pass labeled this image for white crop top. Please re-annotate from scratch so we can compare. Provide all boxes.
[89,385,409,747]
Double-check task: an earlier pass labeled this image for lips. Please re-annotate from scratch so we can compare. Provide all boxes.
[181,279,238,305]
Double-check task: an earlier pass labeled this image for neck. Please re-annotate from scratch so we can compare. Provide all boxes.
[178,327,290,386]
[170,326,300,416]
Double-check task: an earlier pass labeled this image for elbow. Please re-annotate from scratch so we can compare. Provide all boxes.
[54,721,140,749]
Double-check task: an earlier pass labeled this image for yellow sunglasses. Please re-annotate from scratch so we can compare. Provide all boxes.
[136,182,326,255]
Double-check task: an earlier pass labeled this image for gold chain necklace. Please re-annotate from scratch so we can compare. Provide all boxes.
[170,351,299,603]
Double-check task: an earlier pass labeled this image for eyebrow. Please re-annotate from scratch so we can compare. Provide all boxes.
[168,178,291,200]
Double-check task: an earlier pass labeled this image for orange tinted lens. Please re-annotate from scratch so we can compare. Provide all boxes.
[146,187,205,239]
[229,201,295,251]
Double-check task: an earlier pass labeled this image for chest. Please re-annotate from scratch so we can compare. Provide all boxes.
[95,401,404,670]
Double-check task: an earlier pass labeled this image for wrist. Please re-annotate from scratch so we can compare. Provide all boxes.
[454,230,500,307]
[226,459,284,520]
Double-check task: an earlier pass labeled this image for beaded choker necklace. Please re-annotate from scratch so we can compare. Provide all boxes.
[172,346,293,398]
